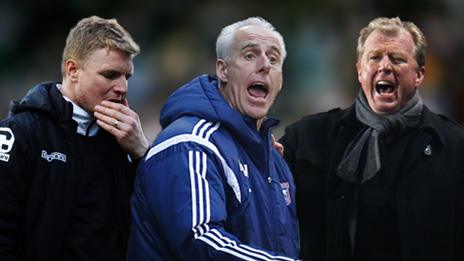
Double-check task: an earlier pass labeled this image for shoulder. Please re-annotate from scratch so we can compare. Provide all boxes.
[282,107,347,142]
[436,113,464,131]
[279,108,350,165]
[157,116,220,141]
[422,109,464,149]
[146,116,225,162]
[0,111,46,139]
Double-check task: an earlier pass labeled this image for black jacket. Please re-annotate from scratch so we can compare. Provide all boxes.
[0,82,135,261]
[280,105,464,261]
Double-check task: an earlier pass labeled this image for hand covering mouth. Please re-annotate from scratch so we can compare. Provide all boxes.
[247,83,268,98]
[375,80,396,95]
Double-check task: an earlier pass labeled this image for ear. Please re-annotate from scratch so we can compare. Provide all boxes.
[415,66,425,87]
[216,59,228,83]
[65,59,80,83]
[356,61,362,84]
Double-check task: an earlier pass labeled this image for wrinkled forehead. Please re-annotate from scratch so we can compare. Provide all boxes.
[233,25,283,53]
[363,29,416,54]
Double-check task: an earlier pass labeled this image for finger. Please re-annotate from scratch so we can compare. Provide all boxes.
[271,134,284,156]
[101,100,130,112]
[96,119,124,137]
[96,101,135,119]
[94,111,127,130]
[95,104,133,123]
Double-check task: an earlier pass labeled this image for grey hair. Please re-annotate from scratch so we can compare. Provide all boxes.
[215,17,287,61]
[357,17,427,67]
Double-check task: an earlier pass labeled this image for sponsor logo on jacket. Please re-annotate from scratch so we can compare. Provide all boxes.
[41,150,67,163]
[0,127,15,162]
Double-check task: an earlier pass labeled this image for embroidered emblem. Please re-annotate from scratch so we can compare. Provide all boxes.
[424,144,432,156]
[0,127,15,162]
[280,182,292,206]
[239,161,249,178]
[41,150,67,163]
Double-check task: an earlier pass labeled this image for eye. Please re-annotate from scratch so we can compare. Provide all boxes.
[244,53,255,60]
[391,56,406,64]
[268,55,279,65]
[369,55,381,61]
[100,71,121,80]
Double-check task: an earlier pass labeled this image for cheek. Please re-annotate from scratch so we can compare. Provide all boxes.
[358,70,370,87]
[399,69,418,85]
[271,70,283,85]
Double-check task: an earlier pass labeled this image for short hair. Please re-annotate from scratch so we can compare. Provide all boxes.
[215,17,287,62]
[61,16,140,77]
[357,17,427,67]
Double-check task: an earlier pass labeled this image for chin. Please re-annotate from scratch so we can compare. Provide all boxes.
[373,104,400,114]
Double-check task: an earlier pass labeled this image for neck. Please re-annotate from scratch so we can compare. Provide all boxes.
[256,118,263,131]
[60,79,73,99]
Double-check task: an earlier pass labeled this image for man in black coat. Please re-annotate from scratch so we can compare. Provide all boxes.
[280,17,464,261]
[0,16,148,260]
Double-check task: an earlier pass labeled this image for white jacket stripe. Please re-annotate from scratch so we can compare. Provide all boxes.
[210,229,294,261]
[205,122,220,140]
[192,119,206,136]
[188,151,198,233]
[198,122,212,138]
[146,133,241,203]
[197,229,294,260]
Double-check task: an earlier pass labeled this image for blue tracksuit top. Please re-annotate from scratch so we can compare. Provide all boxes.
[127,75,299,260]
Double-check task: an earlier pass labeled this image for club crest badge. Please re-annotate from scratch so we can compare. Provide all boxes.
[280,182,292,206]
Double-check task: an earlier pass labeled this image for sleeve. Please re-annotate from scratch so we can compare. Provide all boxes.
[128,142,296,261]
[279,124,297,172]
[279,122,327,260]
[0,124,27,260]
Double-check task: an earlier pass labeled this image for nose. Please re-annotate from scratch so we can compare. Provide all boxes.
[113,77,128,99]
[378,56,393,73]
[257,55,271,74]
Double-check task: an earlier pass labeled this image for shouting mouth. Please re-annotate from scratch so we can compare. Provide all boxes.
[375,80,396,95]
[247,82,268,99]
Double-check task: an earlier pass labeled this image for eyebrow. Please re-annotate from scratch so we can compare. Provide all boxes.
[368,48,407,55]
[240,42,282,57]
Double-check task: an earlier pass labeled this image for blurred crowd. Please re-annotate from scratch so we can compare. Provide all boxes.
[1,0,463,142]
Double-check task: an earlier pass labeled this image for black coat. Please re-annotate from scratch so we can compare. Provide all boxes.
[280,105,464,261]
[0,82,135,261]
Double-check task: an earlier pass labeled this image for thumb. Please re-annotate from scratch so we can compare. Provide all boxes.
[122,98,129,107]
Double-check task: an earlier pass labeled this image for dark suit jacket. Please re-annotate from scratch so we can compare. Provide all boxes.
[281,105,464,261]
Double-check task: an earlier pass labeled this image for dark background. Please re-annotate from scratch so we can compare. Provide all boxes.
[1,0,463,141]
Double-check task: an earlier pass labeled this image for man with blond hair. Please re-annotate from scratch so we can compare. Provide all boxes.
[0,16,148,260]
[280,17,464,260]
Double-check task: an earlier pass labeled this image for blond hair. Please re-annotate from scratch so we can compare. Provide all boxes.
[61,16,140,77]
[357,17,427,67]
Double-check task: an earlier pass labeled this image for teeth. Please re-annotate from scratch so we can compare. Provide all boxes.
[375,80,395,94]
[377,80,391,85]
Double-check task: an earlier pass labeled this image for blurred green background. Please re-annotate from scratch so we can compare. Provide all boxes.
[1,0,463,142]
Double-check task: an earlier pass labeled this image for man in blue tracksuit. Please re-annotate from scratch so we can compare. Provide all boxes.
[127,17,299,260]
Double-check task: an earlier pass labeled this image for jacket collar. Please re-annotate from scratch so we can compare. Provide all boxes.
[334,104,445,150]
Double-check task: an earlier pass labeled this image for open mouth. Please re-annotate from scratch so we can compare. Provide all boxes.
[108,98,123,104]
[247,83,268,99]
[375,80,396,95]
